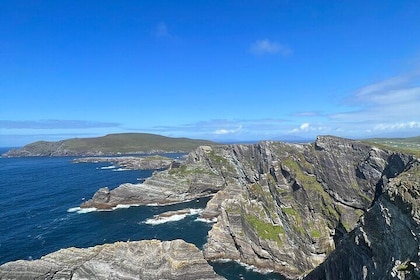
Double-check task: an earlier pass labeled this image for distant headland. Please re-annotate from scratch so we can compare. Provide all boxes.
[1,133,218,158]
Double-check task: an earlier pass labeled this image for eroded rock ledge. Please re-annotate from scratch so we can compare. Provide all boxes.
[0,239,223,280]
[73,155,178,170]
[75,136,419,278]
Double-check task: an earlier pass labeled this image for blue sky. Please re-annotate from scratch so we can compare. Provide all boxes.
[1,0,420,146]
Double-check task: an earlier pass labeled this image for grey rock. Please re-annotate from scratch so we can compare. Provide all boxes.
[0,239,224,280]
[81,145,228,209]
[73,156,177,170]
[80,136,418,279]
[303,161,420,280]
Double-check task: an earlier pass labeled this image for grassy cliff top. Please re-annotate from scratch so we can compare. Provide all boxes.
[362,136,420,157]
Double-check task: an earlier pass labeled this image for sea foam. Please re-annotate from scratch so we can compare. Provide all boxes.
[144,208,203,225]
[195,217,218,223]
[100,165,116,170]
[67,207,98,214]
[112,168,131,172]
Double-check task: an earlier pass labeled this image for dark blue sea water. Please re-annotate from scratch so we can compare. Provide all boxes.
[0,148,285,280]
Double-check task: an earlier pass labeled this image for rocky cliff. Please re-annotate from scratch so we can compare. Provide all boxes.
[304,160,420,279]
[0,239,223,280]
[5,135,417,279]
[202,136,416,278]
[73,155,177,170]
[81,136,418,278]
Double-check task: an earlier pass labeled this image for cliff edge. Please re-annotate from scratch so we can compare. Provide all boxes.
[3,135,418,279]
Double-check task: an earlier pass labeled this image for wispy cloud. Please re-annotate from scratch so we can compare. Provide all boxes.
[319,72,420,137]
[250,39,292,56]
[290,123,330,134]
[354,75,411,98]
[130,119,289,141]
[214,125,242,135]
[333,73,420,123]
[372,121,420,131]
[0,120,120,130]
[293,111,324,117]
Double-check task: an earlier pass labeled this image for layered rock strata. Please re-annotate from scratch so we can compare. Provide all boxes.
[203,137,415,278]
[79,136,418,278]
[80,145,227,208]
[0,239,223,280]
[304,161,420,279]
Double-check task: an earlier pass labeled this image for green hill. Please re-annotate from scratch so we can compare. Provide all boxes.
[362,136,420,157]
[2,133,217,157]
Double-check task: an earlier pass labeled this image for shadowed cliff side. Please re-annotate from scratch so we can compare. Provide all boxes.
[202,136,415,278]
[80,135,417,278]
[303,161,420,280]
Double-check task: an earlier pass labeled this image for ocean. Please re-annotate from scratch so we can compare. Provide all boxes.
[0,148,285,280]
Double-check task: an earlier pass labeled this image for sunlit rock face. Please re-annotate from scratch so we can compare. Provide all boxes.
[0,239,224,280]
[198,136,415,278]
[79,135,417,279]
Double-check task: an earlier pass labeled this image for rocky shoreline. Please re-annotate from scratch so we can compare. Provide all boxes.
[2,136,419,279]
[73,155,181,171]
[0,239,223,280]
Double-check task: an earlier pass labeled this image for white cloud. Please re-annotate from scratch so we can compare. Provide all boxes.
[300,123,310,131]
[250,39,292,56]
[291,123,313,133]
[214,125,242,135]
[373,121,420,131]
[332,72,420,128]
[355,75,410,98]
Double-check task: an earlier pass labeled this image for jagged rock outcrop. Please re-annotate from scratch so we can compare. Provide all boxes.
[80,136,418,278]
[0,239,223,280]
[201,136,415,278]
[73,155,177,170]
[81,145,228,208]
[303,161,420,280]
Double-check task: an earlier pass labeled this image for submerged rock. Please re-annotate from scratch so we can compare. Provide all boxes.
[0,239,223,280]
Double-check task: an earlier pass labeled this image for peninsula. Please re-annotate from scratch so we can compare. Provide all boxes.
[1,133,217,157]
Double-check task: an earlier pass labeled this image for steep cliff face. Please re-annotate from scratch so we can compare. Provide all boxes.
[81,145,228,208]
[201,136,415,278]
[304,161,420,280]
[0,239,223,280]
[79,136,417,278]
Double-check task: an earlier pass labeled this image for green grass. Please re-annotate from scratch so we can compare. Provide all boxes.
[7,133,217,156]
[282,158,340,225]
[244,214,284,244]
[363,136,420,157]
[310,229,322,238]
